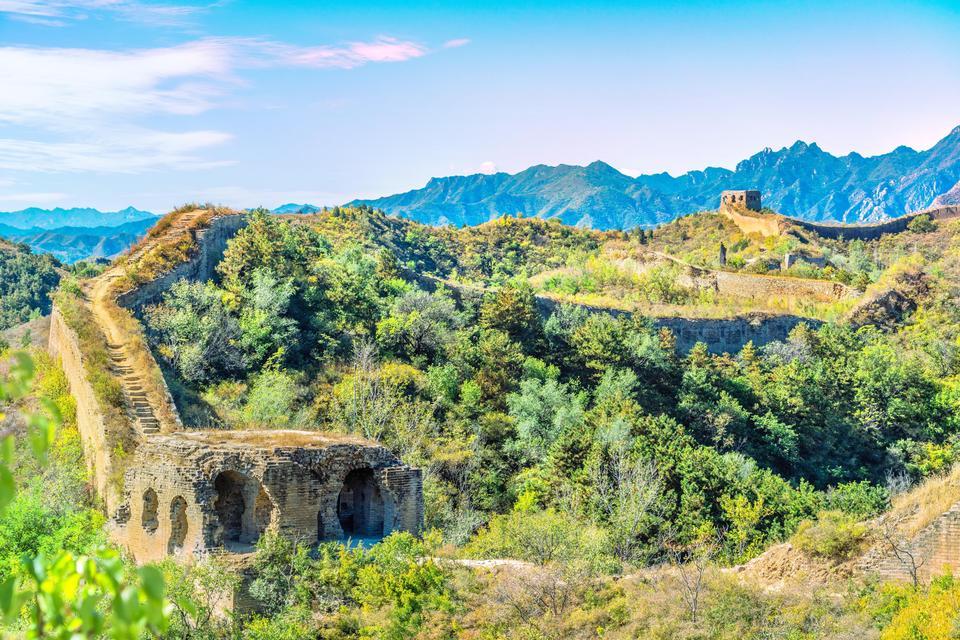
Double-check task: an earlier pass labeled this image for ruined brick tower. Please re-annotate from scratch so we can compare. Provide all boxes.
[720,190,762,212]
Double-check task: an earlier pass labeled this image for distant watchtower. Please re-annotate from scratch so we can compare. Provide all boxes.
[720,190,762,212]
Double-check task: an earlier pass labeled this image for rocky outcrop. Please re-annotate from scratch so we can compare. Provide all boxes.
[933,182,960,207]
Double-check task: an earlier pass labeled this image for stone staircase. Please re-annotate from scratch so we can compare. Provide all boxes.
[107,342,160,435]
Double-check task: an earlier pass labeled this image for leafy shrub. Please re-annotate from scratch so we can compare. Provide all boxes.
[791,510,868,561]
[824,481,889,519]
[907,213,936,233]
[465,507,616,571]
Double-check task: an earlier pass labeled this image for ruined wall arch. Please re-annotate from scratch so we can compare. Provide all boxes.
[168,496,188,554]
[337,468,385,538]
[213,469,275,546]
[142,488,159,534]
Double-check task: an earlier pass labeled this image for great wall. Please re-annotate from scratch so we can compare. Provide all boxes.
[38,199,960,588]
[718,191,960,242]
[47,209,424,573]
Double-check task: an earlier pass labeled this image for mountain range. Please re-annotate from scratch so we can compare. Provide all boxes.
[0,206,156,230]
[349,126,960,229]
[0,207,158,263]
[0,218,160,263]
[271,203,322,215]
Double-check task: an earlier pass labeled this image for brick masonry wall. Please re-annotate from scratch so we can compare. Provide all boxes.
[712,270,850,303]
[859,503,960,583]
[793,206,960,241]
[48,307,120,509]
[654,313,822,354]
[114,433,423,564]
[117,214,248,312]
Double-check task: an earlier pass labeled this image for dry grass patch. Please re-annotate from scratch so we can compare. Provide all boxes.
[887,464,960,537]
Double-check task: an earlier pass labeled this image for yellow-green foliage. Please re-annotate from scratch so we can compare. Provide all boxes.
[464,506,615,570]
[879,575,960,640]
[539,256,693,305]
[791,510,869,561]
[53,289,124,416]
[300,206,612,283]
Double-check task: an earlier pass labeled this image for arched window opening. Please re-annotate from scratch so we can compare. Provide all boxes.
[214,471,247,543]
[168,496,188,554]
[213,470,273,546]
[142,488,159,534]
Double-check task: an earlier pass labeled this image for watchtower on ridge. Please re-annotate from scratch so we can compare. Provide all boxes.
[720,190,762,212]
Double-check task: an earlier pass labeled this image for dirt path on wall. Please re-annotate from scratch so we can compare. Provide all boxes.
[83,210,207,437]
[88,269,161,435]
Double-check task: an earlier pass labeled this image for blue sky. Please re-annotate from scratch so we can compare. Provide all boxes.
[0,0,958,212]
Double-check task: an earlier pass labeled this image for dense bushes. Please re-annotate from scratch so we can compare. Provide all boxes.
[0,239,60,331]
[142,211,960,567]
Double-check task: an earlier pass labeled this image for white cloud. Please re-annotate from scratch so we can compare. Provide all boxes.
[0,130,233,172]
[443,38,470,49]
[0,40,234,129]
[0,0,206,27]
[479,161,498,175]
[0,36,433,173]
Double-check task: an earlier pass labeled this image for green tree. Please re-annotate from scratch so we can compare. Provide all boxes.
[145,280,245,384]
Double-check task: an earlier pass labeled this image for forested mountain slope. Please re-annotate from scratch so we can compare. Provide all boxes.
[7,203,960,638]
[0,238,60,333]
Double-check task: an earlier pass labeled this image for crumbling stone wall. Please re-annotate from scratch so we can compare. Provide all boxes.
[712,270,850,303]
[114,431,423,564]
[793,205,960,241]
[48,210,425,570]
[654,313,822,354]
[535,295,819,354]
[720,208,783,237]
[48,307,117,505]
[117,214,248,312]
[859,502,960,583]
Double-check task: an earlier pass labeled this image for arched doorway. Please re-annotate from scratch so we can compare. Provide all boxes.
[337,469,385,538]
[213,470,274,545]
[168,496,188,554]
[142,488,159,534]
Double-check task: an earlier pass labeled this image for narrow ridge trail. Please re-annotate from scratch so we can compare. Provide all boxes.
[84,209,206,436]
[89,269,161,435]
